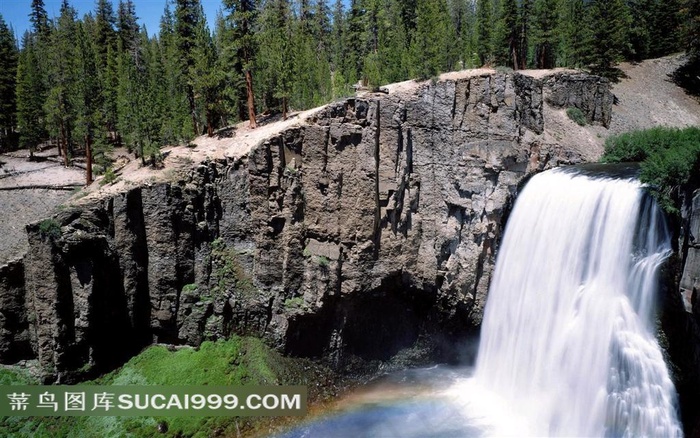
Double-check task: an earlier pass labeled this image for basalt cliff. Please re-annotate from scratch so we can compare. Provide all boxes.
[0,70,617,381]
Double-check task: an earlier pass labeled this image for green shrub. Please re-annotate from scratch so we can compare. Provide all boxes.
[284,296,306,311]
[181,283,198,293]
[38,218,61,239]
[100,167,117,186]
[317,256,329,267]
[566,107,587,126]
[601,127,700,214]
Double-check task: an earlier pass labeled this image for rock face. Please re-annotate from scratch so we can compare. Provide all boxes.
[663,188,700,435]
[0,72,612,380]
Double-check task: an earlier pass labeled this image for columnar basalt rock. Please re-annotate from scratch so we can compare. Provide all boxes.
[0,72,614,378]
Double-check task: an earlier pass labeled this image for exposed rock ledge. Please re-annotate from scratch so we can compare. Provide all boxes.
[0,71,613,381]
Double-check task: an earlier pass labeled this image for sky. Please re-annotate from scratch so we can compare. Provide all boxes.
[0,0,224,40]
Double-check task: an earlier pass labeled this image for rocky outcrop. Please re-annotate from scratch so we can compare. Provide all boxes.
[663,188,700,435]
[0,71,612,380]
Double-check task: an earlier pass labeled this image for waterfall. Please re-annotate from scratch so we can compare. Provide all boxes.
[474,168,682,437]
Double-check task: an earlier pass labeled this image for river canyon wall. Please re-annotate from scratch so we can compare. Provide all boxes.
[0,71,614,382]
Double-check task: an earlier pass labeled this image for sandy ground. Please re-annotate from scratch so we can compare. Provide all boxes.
[0,55,698,264]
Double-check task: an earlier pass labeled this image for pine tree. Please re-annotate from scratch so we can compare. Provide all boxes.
[44,0,80,166]
[376,0,410,83]
[257,0,293,117]
[410,0,455,78]
[682,0,700,63]
[330,0,348,96]
[518,0,533,69]
[16,32,46,158]
[586,0,631,77]
[94,0,117,63]
[118,0,141,62]
[159,1,192,142]
[214,10,244,125]
[475,0,493,66]
[0,15,18,150]
[73,21,107,184]
[557,0,587,68]
[223,0,258,128]
[494,0,520,69]
[191,4,222,134]
[344,0,365,84]
[532,0,558,68]
[29,0,50,39]
[175,0,204,135]
[648,0,683,57]
[92,0,118,152]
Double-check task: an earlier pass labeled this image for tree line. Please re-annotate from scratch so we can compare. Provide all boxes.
[0,0,698,184]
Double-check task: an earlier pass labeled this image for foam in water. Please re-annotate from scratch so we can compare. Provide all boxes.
[474,168,682,437]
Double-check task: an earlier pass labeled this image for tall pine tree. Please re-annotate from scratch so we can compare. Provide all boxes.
[224,0,258,128]
[475,0,493,66]
[410,0,455,78]
[16,32,46,158]
[532,0,558,68]
[0,15,18,150]
[586,0,631,77]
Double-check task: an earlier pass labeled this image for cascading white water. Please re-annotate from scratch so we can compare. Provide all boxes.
[474,168,682,437]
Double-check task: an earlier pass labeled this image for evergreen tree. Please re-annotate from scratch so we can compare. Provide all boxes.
[648,0,683,57]
[174,0,204,135]
[29,0,50,39]
[15,32,46,158]
[290,0,332,108]
[627,0,651,61]
[44,1,78,166]
[532,0,558,68]
[159,1,193,142]
[330,0,348,96]
[557,0,587,68]
[375,0,410,83]
[223,0,258,128]
[494,0,520,69]
[344,0,365,84]
[94,0,117,63]
[410,0,455,78]
[683,0,700,63]
[257,0,293,116]
[118,0,140,61]
[92,0,118,152]
[191,4,222,134]
[0,15,18,150]
[475,0,493,66]
[72,21,106,184]
[586,0,631,77]
[518,0,533,69]
[214,10,244,124]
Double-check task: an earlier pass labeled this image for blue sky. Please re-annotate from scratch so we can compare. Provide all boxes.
[0,0,224,40]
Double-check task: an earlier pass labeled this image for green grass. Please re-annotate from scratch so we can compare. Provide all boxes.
[601,127,700,214]
[0,336,298,438]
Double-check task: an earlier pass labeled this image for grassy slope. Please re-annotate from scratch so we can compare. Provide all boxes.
[0,336,321,438]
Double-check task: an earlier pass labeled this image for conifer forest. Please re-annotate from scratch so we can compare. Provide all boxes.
[0,0,698,179]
